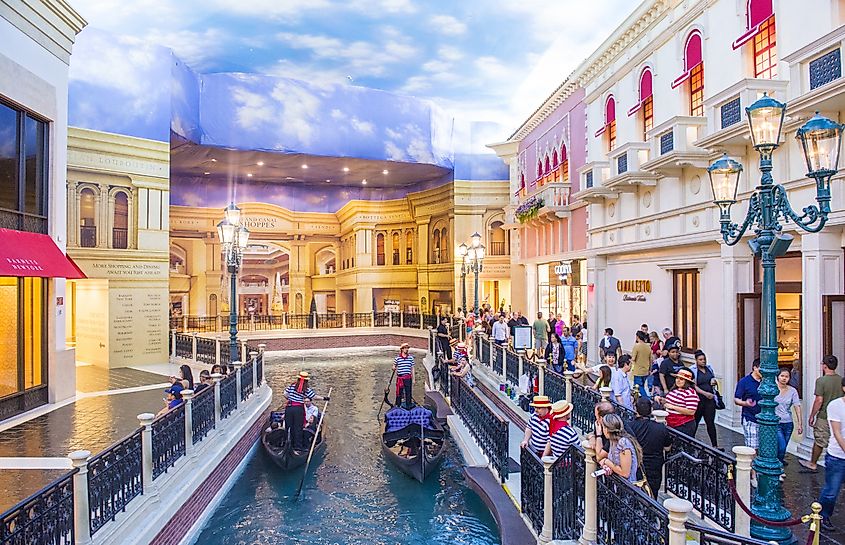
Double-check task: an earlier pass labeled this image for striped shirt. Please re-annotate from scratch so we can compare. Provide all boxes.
[665,387,699,427]
[454,351,467,366]
[549,425,580,457]
[394,354,415,376]
[284,384,316,404]
[528,413,550,453]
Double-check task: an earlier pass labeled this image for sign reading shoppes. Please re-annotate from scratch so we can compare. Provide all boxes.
[616,279,651,302]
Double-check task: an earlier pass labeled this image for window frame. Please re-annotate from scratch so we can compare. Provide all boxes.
[376,233,385,266]
[689,63,705,117]
[752,16,777,79]
[672,269,701,352]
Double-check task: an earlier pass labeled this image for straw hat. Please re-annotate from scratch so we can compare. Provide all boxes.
[449,338,459,346]
[297,371,310,380]
[672,368,694,382]
[550,400,573,420]
[400,343,410,349]
[456,342,467,350]
[530,395,552,408]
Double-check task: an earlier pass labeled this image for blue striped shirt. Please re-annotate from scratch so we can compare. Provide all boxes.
[528,413,550,453]
[285,384,316,404]
[394,354,415,376]
[549,425,580,457]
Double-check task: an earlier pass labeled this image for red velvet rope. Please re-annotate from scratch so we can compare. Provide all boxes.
[805,529,815,545]
[727,473,805,527]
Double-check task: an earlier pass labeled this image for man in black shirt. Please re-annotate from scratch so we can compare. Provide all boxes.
[625,398,672,498]
[658,340,685,395]
[507,313,519,338]
[661,328,681,358]
[436,318,452,359]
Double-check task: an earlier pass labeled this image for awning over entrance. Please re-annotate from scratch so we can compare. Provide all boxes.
[0,229,86,278]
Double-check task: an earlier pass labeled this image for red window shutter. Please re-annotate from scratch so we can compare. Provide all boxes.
[561,145,568,163]
[749,0,773,28]
[606,96,616,123]
[685,33,703,71]
[640,68,653,100]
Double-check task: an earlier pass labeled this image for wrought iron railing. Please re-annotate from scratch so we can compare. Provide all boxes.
[686,523,773,545]
[169,316,182,331]
[545,368,566,402]
[186,316,217,332]
[505,348,519,386]
[403,312,421,328]
[665,428,736,531]
[0,469,75,545]
[316,313,343,328]
[436,355,451,398]
[240,360,254,401]
[80,225,97,248]
[596,473,668,545]
[191,386,216,444]
[151,404,186,479]
[168,330,173,355]
[480,338,491,367]
[252,348,264,386]
[87,428,143,535]
[570,382,601,433]
[373,312,389,327]
[112,227,128,249]
[520,447,544,534]
[219,373,238,419]
[491,342,504,375]
[287,313,310,329]
[195,337,216,365]
[450,375,509,482]
[422,314,439,329]
[175,334,192,359]
[350,312,371,327]
[552,444,586,540]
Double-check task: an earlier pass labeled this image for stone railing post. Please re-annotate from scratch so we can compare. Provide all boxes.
[599,386,612,401]
[732,445,755,537]
[664,498,694,545]
[539,455,556,544]
[312,311,318,329]
[419,312,424,330]
[69,450,92,545]
[137,413,155,495]
[653,409,668,425]
[282,311,287,328]
[182,389,195,456]
[215,338,222,366]
[580,439,597,545]
[233,361,243,409]
[258,343,266,384]
[389,312,393,328]
[370,312,375,327]
[250,314,255,332]
[191,332,198,362]
[399,312,404,328]
[518,355,524,390]
[249,351,259,391]
[216,314,222,332]
[211,373,223,424]
[170,329,177,357]
[240,340,248,362]
[564,370,574,403]
[538,361,546,397]
[182,315,188,332]
[342,311,348,328]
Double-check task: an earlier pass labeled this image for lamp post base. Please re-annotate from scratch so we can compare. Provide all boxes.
[750,520,797,545]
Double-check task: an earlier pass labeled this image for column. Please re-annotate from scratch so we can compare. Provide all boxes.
[586,256,607,366]
[539,455,556,544]
[719,242,754,428]
[69,450,92,545]
[524,262,538,318]
[579,439,597,545]
[211,373,223,424]
[732,445,755,537]
[564,370,574,403]
[67,182,78,247]
[137,413,155,494]
[182,389,195,456]
[97,183,109,248]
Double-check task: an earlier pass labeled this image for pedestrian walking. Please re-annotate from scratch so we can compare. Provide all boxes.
[598,328,622,360]
[626,398,672,498]
[815,376,845,532]
[545,332,566,374]
[631,331,652,400]
[532,312,550,352]
[657,340,685,396]
[734,359,762,450]
[691,350,719,447]
[492,314,509,346]
[800,355,843,473]
[775,367,802,468]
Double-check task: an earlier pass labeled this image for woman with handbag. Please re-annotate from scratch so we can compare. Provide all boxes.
[692,350,719,447]
[596,414,650,494]
[775,367,803,468]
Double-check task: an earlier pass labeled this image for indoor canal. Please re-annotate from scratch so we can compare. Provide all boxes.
[195,349,501,545]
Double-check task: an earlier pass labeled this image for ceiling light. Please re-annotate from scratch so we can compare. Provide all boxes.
[301,164,308,169]
[203,172,210,175]
[362,179,367,185]
[210,158,217,162]
[246,173,253,177]
[343,167,350,172]
[382,169,389,175]
[257,161,264,166]
[326,179,331,183]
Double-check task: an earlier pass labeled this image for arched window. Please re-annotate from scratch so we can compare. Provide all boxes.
[433,230,441,264]
[392,232,400,265]
[544,155,551,174]
[605,96,617,151]
[113,191,128,249]
[537,160,543,179]
[639,68,654,139]
[406,230,413,264]
[376,233,385,266]
[520,173,525,191]
[733,0,776,79]
[79,188,96,248]
[440,228,449,263]
[488,220,508,256]
[560,145,569,183]
[552,150,559,169]
[672,32,704,116]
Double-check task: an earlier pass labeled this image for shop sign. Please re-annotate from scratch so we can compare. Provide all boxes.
[554,262,572,276]
[617,279,650,302]
[384,299,400,312]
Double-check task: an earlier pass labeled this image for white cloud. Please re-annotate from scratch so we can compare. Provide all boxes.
[422,60,451,73]
[385,141,405,161]
[430,14,467,36]
[275,32,418,78]
[437,45,465,62]
[330,109,345,120]
[350,117,375,135]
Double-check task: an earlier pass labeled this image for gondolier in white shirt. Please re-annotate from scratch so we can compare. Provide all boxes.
[284,371,329,453]
[394,343,415,409]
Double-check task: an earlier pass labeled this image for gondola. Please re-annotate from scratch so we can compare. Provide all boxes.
[261,410,326,471]
[381,405,448,482]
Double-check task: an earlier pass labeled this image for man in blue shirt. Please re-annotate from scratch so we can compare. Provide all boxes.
[560,327,579,372]
[734,359,762,449]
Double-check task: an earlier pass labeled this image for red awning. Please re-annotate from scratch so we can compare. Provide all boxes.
[734,0,773,49]
[732,14,773,49]
[671,61,702,89]
[0,229,86,278]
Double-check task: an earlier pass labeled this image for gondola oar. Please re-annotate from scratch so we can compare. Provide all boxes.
[294,387,332,498]
[377,368,396,421]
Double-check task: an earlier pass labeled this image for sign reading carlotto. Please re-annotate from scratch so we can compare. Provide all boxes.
[616,280,652,293]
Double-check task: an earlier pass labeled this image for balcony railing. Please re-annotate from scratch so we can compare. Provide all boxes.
[112,227,128,249]
[80,225,97,248]
[488,241,507,255]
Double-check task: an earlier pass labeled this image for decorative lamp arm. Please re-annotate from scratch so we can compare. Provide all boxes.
[721,193,762,246]
[772,184,830,234]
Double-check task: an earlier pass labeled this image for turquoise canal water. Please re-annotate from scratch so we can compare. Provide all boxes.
[195,350,501,545]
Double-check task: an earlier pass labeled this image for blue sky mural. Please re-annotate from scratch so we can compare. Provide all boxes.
[68,0,632,130]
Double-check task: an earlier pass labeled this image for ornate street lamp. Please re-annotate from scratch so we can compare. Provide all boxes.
[458,233,485,314]
[217,202,250,363]
[457,243,468,313]
[707,98,842,544]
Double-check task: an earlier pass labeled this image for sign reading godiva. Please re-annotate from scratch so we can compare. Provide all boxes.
[616,280,651,293]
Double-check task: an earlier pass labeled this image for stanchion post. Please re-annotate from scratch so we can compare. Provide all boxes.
[215,338,221,366]
[191,332,198,362]
[664,498,694,545]
[182,389,195,456]
[732,445,755,537]
[258,344,266,384]
[599,386,612,401]
[137,413,155,495]
[342,311,348,328]
[211,372,223,424]
[539,361,546,397]
[564,370,574,403]
[518,355,524,391]
[170,329,177,358]
[540,455,556,544]
[69,449,92,545]
[580,439,597,545]
[249,351,259,391]
[233,361,243,409]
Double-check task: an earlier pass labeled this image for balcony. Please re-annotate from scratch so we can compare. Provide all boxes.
[571,162,618,203]
[488,241,508,256]
[640,116,709,176]
[604,142,659,193]
[696,78,788,149]
[80,225,97,248]
[780,33,845,121]
[112,227,128,249]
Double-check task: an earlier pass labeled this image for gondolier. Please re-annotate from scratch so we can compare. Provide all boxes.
[520,395,552,456]
[394,343,415,409]
[284,371,329,452]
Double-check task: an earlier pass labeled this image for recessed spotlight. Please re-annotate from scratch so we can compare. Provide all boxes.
[257,161,264,166]
[246,173,253,177]
[301,164,308,169]
[326,179,331,183]
[210,158,217,162]
[203,171,210,175]
[382,169,389,175]
[362,179,367,185]
[342,167,350,172]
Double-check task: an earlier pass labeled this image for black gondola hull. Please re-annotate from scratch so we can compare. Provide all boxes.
[381,423,448,482]
[261,415,326,471]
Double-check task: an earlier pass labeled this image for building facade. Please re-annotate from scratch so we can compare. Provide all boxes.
[0,0,85,418]
[550,0,845,450]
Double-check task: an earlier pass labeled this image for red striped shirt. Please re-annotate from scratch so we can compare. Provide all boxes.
[665,387,699,427]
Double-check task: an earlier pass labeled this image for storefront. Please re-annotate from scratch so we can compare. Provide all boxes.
[537,259,587,323]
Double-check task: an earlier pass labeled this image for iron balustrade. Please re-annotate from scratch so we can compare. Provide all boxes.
[240,360,255,401]
[80,225,97,248]
[474,334,482,362]
[491,343,504,375]
[664,428,736,531]
[504,348,519,386]
[186,316,217,332]
[0,469,75,545]
[570,382,601,434]
[191,386,216,444]
[545,368,566,402]
[249,347,264,386]
[389,312,400,326]
[317,313,343,328]
[168,330,173,355]
[87,428,143,535]
[350,312,371,327]
[686,523,773,545]
[450,375,509,482]
[520,447,544,535]
[403,312,420,328]
[287,314,309,329]
[112,227,128,249]
[422,314,439,329]
[488,241,507,255]
[436,355,451,397]
[151,404,186,479]
[252,315,271,331]
[169,316,182,332]
[480,338,491,367]
[552,444,586,541]
[596,473,668,545]
[174,334,192,359]
[220,373,238,419]
[195,337,216,365]
[373,312,389,327]
[237,315,251,329]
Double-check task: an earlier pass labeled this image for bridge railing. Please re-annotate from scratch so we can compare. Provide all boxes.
[450,374,509,483]
[87,428,143,536]
[597,472,668,545]
[520,447,545,534]
[0,469,76,545]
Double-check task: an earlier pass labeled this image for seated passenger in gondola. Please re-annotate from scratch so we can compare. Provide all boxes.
[304,397,319,431]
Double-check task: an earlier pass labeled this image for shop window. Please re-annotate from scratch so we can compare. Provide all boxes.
[673,269,700,351]
[376,233,385,266]
[113,191,129,249]
[80,188,97,248]
[440,228,449,262]
[0,277,45,401]
[0,100,48,233]
[406,231,413,264]
[753,17,777,79]
[630,68,654,140]
[432,230,441,264]
[392,232,400,265]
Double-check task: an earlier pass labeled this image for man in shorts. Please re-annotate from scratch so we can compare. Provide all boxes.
[800,355,843,472]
